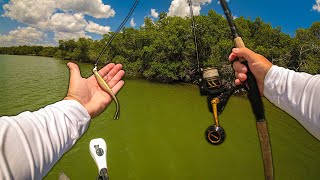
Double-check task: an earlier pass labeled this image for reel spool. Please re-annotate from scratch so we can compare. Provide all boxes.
[200,67,224,97]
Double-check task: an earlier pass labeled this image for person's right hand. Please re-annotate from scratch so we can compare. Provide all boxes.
[64,62,125,118]
[228,48,273,95]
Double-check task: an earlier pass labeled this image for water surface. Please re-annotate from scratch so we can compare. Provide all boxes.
[0,55,319,180]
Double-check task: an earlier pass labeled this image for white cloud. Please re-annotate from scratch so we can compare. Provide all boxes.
[86,21,111,35]
[2,0,116,44]
[54,31,91,42]
[217,0,229,4]
[130,18,136,27]
[151,9,159,18]
[57,0,115,19]
[0,26,48,46]
[49,13,88,33]
[313,0,320,12]
[2,0,115,24]
[168,0,212,17]
[2,0,56,25]
[34,13,88,34]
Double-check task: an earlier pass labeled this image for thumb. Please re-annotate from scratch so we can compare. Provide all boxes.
[67,62,82,81]
[232,47,258,64]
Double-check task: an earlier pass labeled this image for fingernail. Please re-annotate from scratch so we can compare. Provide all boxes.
[233,48,239,52]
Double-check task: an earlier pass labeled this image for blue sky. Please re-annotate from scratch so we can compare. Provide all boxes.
[0,0,319,46]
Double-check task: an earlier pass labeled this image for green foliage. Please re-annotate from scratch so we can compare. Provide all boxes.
[39,46,58,57]
[0,10,319,81]
[290,22,320,74]
[0,45,58,57]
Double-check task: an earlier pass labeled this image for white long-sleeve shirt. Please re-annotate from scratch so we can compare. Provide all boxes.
[264,65,320,139]
[0,65,319,179]
[0,100,91,179]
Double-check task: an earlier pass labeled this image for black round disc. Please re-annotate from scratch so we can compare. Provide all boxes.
[205,125,226,145]
[96,148,104,156]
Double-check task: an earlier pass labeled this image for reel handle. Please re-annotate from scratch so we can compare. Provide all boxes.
[211,98,220,127]
[205,98,226,145]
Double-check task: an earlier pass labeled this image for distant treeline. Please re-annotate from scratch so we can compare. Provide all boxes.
[0,45,58,57]
[1,10,319,84]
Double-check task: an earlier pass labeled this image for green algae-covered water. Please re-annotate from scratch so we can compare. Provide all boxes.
[0,55,320,180]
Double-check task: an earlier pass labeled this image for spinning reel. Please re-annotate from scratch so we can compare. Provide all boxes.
[199,67,241,145]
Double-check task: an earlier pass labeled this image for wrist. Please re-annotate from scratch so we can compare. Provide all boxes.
[64,96,82,104]
[64,96,92,118]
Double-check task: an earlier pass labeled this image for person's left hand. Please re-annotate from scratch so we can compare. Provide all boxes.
[64,62,125,118]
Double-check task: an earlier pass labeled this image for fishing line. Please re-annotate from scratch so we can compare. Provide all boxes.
[187,0,201,72]
[94,0,139,67]
[93,0,139,120]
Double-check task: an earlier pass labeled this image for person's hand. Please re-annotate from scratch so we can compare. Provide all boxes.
[228,48,273,95]
[64,62,125,118]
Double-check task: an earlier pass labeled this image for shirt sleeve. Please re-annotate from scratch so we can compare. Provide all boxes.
[0,100,91,180]
[264,65,320,140]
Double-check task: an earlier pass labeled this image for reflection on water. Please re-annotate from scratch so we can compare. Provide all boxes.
[0,55,320,180]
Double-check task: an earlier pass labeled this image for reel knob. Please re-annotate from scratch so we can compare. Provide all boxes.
[205,125,226,145]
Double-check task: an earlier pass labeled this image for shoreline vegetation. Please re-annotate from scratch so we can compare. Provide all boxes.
[0,11,319,85]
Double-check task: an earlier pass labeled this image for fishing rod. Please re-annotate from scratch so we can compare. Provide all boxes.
[188,1,274,179]
[219,0,274,179]
[93,0,139,120]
